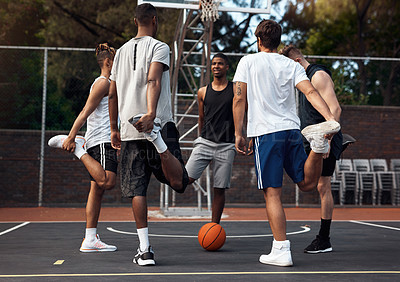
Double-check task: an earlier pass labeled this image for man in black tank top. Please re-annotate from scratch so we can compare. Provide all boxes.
[186,53,236,224]
[281,45,343,254]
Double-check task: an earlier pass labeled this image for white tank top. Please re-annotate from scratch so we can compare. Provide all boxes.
[85,76,111,149]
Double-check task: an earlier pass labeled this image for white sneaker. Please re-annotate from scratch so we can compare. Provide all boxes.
[79,234,117,252]
[48,134,86,159]
[259,240,293,267]
[48,134,68,148]
[301,121,341,154]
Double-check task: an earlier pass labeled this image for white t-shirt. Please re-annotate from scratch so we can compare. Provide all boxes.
[110,36,174,141]
[233,52,309,137]
[85,76,111,149]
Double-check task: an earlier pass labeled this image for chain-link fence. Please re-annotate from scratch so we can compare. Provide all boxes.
[1,46,399,207]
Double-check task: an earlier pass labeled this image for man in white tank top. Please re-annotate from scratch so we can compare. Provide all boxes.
[48,44,118,253]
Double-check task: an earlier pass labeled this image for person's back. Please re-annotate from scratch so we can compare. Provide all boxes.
[233,19,340,268]
[108,3,189,267]
[85,76,111,149]
[112,36,173,141]
[234,51,307,137]
[298,64,332,129]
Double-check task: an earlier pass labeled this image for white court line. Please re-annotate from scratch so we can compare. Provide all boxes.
[0,222,30,236]
[107,226,310,238]
[350,220,400,231]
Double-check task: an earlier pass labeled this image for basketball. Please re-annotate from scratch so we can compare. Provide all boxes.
[198,223,226,251]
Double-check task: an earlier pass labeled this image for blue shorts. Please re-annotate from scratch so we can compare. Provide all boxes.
[253,130,307,189]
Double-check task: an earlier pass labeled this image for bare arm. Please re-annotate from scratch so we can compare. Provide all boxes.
[197,86,206,135]
[311,71,341,122]
[108,80,120,150]
[233,81,248,154]
[63,79,109,152]
[296,80,335,122]
[133,61,164,133]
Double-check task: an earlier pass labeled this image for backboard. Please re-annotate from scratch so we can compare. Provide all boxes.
[137,0,271,14]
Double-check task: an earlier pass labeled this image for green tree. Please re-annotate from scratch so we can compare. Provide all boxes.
[280,0,400,106]
[0,0,48,129]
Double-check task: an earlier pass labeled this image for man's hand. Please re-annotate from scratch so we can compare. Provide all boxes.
[235,135,247,155]
[62,136,76,153]
[111,131,121,150]
[133,113,155,133]
[323,140,332,159]
[247,138,254,155]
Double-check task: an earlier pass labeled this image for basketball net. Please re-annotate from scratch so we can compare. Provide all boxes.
[200,0,221,22]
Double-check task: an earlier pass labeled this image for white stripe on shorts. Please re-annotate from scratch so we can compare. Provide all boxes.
[100,143,106,169]
[254,137,263,189]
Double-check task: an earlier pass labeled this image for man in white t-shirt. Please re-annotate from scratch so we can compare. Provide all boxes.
[108,3,189,266]
[233,19,340,267]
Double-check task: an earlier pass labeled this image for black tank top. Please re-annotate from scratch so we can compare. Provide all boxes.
[298,64,343,159]
[200,81,235,143]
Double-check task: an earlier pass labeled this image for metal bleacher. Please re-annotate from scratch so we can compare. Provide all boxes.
[332,158,399,206]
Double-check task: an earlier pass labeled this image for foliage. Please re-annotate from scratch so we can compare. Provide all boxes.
[0,0,47,45]
[280,0,400,106]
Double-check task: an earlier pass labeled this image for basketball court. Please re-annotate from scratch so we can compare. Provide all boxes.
[1,1,399,281]
[1,207,400,281]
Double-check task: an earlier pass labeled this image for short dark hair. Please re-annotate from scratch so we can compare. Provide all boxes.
[279,44,303,59]
[212,53,229,65]
[255,19,282,50]
[135,3,157,25]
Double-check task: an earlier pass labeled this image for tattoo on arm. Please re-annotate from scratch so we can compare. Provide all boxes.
[237,82,242,96]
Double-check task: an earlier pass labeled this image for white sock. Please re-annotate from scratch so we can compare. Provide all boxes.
[74,146,87,159]
[152,132,168,154]
[85,228,97,241]
[137,227,150,252]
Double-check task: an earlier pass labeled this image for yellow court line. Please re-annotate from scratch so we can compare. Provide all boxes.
[53,260,65,265]
[1,270,400,278]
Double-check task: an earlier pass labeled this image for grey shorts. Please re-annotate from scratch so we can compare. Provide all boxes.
[186,137,236,188]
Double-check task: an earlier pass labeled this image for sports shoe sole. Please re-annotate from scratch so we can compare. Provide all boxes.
[133,258,156,266]
[128,114,145,125]
[304,247,333,254]
[48,135,86,149]
[259,258,293,267]
[80,247,117,253]
[259,255,293,267]
[301,120,341,137]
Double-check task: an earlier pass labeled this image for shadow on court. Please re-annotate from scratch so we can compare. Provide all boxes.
[1,220,400,281]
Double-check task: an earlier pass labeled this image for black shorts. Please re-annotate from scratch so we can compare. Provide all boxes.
[120,122,189,197]
[87,143,118,181]
[305,147,337,177]
[304,130,343,177]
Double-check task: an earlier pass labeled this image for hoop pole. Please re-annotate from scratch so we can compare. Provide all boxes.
[38,48,48,207]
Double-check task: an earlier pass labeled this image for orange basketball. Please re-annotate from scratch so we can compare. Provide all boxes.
[198,223,226,251]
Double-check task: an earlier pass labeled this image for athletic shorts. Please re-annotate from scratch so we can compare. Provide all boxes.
[186,137,236,189]
[86,143,118,181]
[120,122,189,197]
[253,130,307,189]
[305,147,337,177]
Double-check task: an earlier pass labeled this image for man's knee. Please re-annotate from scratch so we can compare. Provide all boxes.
[298,181,317,192]
[171,169,189,194]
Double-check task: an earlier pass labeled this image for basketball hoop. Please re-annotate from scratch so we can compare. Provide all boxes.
[200,0,221,22]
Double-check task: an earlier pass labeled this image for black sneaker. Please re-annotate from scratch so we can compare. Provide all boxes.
[304,235,333,254]
[133,246,155,266]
